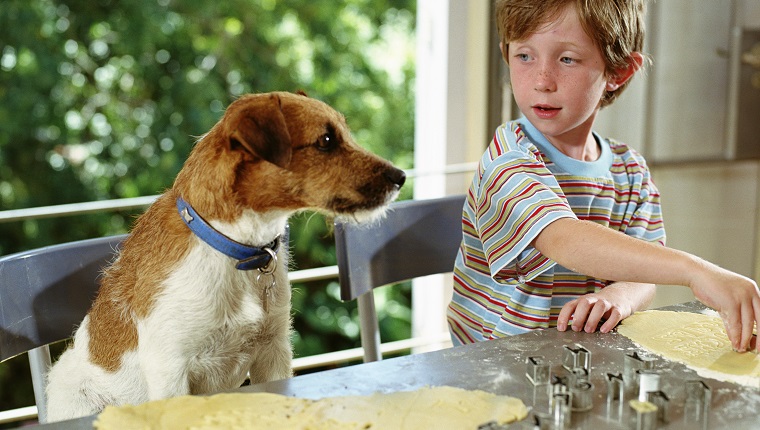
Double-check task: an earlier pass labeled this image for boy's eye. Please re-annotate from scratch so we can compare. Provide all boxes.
[560,57,576,65]
[515,53,531,62]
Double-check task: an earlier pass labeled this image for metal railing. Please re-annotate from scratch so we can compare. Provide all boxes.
[0,162,474,425]
[0,331,452,425]
[0,196,159,223]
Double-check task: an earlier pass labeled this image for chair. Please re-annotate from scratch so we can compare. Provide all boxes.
[0,234,127,424]
[334,195,466,363]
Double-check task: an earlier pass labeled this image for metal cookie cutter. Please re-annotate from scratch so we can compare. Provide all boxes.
[526,356,551,385]
[623,351,654,394]
[569,367,589,387]
[562,344,591,372]
[646,390,670,424]
[550,374,569,395]
[532,412,553,430]
[552,392,572,429]
[628,399,658,430]
[605,372,624,403]
[476,421,510,430]
[571,381,594,412]
[636,369,660,402]
[605,372,625,421]
[549,375,572,429]
[684,379,711,427]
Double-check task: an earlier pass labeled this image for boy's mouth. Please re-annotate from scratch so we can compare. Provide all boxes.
[533,104,559,111]
[532,104,560,118]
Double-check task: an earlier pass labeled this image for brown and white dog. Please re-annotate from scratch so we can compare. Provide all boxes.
[45,91,405,421]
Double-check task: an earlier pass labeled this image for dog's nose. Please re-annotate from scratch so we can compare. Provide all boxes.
[385,168,406,189]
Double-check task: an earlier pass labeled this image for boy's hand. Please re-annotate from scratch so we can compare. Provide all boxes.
[557,282,655,334]
[688,263,760,353]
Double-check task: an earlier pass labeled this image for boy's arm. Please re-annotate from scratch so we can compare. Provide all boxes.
[534,217,760,352]
[557,281,655,334]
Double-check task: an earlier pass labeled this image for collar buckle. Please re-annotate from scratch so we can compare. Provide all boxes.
[176,197,281,272]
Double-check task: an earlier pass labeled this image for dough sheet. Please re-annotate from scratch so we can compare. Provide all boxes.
[617,310,760,387]
[94,385,529,429]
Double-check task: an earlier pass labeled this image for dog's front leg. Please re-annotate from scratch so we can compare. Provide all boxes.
[247,311,294,384]
[139,345,191,400]
[248,335,293,384]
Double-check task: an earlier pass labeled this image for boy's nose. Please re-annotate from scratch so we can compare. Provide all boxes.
[534,64,557,92]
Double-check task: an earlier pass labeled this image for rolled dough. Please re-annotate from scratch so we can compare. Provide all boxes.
[617,310,760,388]
[94,386,528,429]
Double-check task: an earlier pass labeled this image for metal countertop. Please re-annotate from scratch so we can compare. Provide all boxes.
[32,301,760,429]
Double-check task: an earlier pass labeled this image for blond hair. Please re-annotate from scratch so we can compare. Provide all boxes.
[494,0,648,107]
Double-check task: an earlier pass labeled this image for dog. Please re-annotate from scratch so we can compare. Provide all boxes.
[45,91,406,421]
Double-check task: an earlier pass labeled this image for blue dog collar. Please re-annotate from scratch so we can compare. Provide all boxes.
[176,197,279,271]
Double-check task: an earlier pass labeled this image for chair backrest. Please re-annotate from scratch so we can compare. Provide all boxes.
[334,195,465,362]
[0,234,126,423]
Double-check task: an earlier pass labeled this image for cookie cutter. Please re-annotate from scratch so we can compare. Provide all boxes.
[684,379,711,427]
[569,366,589,387]
[547,374,572,428]
[629,399,658,430]
[623,351,654,394]
[476,421,510,430]
[552,392,572,429]
[571,381,594,412]
[525,356,551,385]
[605,372,625,421]
[636,369,660,402]
[646,390,670,423]
[605,372,624,403]
[532,412,553,430]
[562,344,591,372]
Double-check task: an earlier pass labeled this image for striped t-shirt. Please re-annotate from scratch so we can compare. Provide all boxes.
[447,118,666,345]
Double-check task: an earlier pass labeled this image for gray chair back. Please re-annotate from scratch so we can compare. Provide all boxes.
[334,195,465,362]
[0,234,126,423]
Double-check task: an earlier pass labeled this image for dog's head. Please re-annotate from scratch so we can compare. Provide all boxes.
[183,92,405,222]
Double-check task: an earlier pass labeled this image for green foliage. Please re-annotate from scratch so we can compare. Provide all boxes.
[0,0,416,416]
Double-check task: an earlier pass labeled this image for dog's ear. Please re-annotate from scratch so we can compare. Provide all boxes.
[296,90,308,97]
[229,94,292,168]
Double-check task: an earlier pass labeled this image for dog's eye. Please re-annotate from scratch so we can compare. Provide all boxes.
[315,132,336,152]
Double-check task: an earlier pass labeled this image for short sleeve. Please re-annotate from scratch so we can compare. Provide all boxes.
[472,125,577,283]
[624,162,666,246]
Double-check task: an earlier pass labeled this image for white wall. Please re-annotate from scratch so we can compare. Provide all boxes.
[650,162,760,307]
[595,0,760,307]
[411,0,489,348]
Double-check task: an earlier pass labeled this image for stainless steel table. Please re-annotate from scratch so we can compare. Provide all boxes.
[30,302,760,429]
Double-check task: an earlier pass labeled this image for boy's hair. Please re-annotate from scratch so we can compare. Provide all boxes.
[495,0,648,107]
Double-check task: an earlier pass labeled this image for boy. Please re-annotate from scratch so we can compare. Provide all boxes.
[447,0,760,353]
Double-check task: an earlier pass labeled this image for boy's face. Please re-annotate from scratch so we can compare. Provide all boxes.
[506,3,611,149]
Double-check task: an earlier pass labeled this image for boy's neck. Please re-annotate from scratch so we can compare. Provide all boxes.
[548,134,600,162]
[541,120,600,162]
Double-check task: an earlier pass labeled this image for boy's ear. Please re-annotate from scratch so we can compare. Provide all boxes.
[499,42,509,63]
[606,52,645,91]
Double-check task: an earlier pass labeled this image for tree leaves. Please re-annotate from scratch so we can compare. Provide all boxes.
[0,0,416,411]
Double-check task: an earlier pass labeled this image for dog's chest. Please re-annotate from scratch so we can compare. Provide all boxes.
[187,299,261,386]
[161,239,288,317]
[151,243,290,383]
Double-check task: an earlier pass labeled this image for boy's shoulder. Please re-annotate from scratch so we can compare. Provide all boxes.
[488,120,541,156]
[606,137,650,168]
[477,121,541,176]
